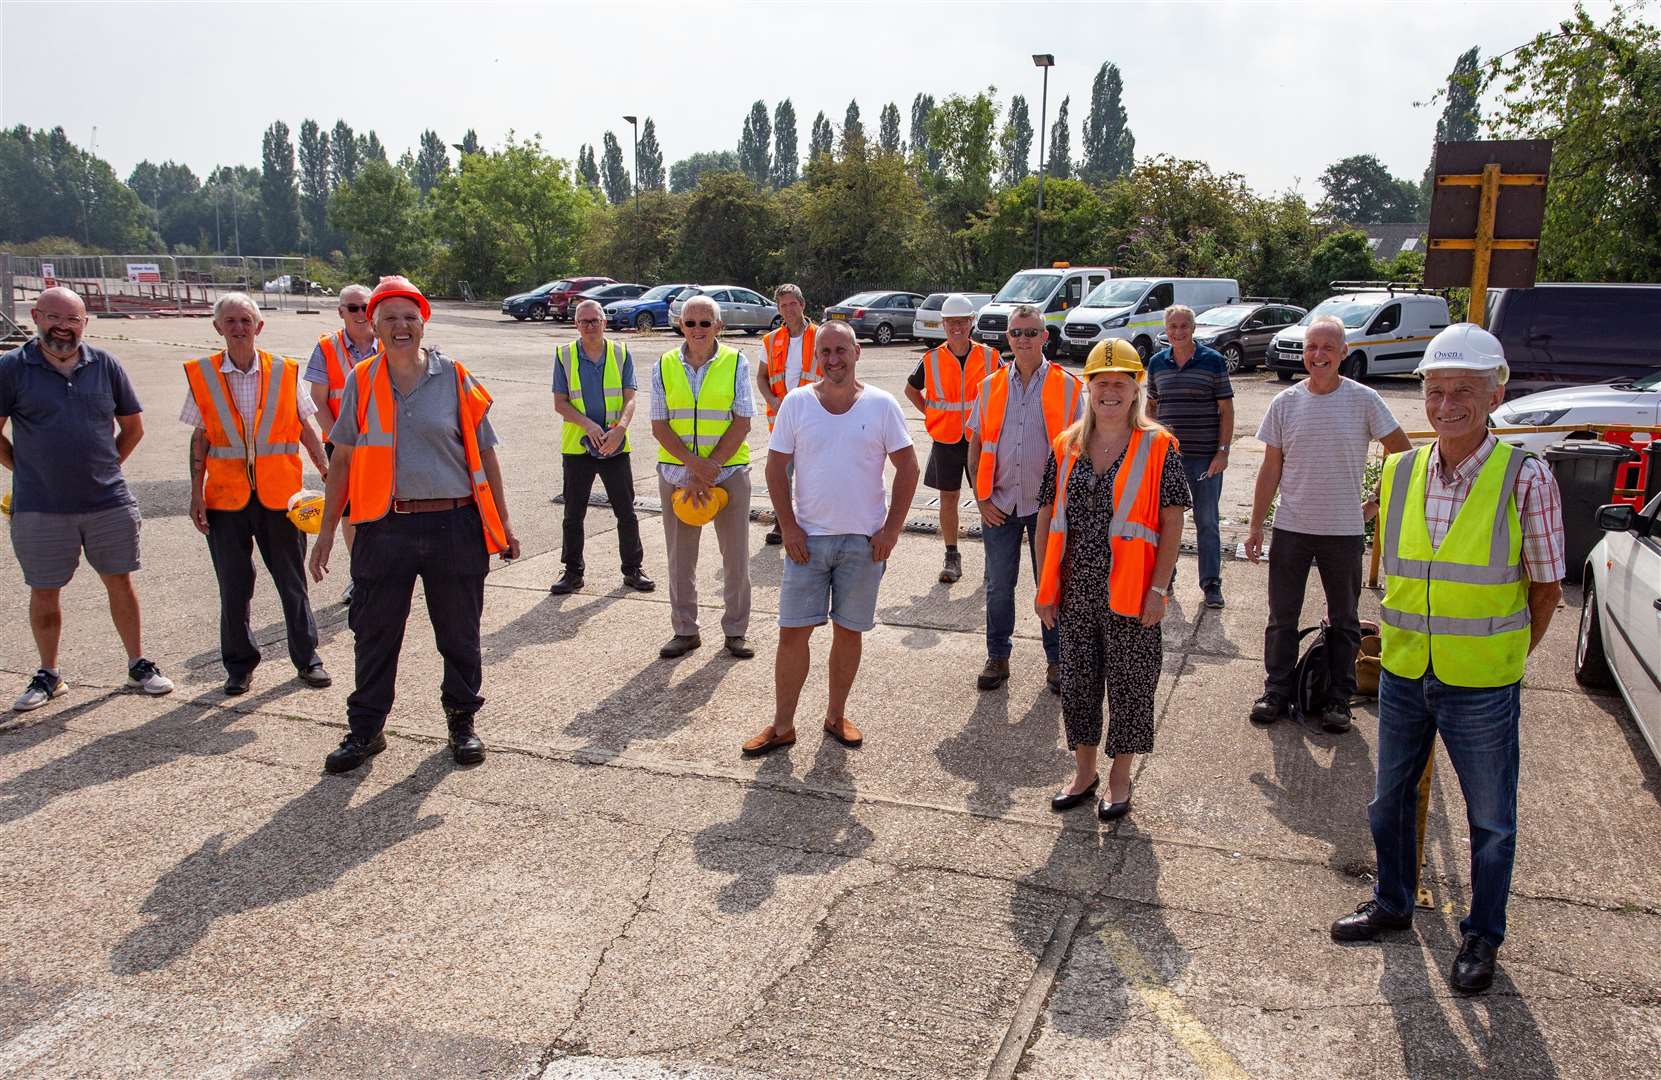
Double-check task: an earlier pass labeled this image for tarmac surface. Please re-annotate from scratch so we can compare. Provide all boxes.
[1,302,1657,1079]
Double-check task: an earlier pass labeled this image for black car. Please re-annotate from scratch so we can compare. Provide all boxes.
[576,282,649,312]
[501,280,564,321]
[1154,301,1307,373]
[1486,283,1661,398]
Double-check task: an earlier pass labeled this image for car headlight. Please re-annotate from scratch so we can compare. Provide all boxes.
[1498,408,1568,427]
[1101,316,1128,330]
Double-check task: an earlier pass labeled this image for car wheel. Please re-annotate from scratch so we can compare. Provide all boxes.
[744,327,760,335]
[1043,328,1060,361]
[1222,343,1245,374]
[1574,572,1615,689]
[530,304,548,322]
[1133,336,1153,361]
[512,314,527,322]
[874,322,894,345]
[635,312,655,332]
[771,315,783,330]
[1341,351,1367,379]
[1277,370,1295,382]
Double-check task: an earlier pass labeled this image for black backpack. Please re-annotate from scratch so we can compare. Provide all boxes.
[1291,621,1332,723]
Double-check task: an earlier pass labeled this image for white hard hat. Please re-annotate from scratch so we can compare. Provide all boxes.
[940,293,976,318]
[1416,323,1508,384]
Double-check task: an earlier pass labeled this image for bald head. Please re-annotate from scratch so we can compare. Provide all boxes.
[31,287,88,359]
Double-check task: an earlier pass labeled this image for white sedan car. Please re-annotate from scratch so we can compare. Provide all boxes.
[1575,494,1661,765]
[1493,368,1661,456]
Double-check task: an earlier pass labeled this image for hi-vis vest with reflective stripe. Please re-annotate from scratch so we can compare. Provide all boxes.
[656,345,750,466]
[974,362,1081,502]
[1378,442,1531,687]
[763,322,818,426]
[345,351,509,555]
[183,350,303,512]
[922,342,996,444]
[558,339,630,455]
[1036,427,1175,617]
[316,330,366,423]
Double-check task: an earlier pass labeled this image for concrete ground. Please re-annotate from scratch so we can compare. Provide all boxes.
[1,302,1657,1079]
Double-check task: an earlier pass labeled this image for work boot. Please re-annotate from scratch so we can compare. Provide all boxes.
[939,549,962,584]
[977,657,1010,691]
[659,634,702,659]
[1046,663,1061,696]
[445,708,486,765]
[1321,699,1355,734]
[1330,900,1412,943]
[622,569,656,592]
[1249,693,1288,726]
[325,731,386,774]
[765,525,783,546]
[549,568,584,595]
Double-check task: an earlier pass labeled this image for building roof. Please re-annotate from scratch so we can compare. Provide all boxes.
[1359,222,1429,258]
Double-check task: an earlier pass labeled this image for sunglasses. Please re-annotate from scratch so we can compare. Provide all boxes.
[682,319,715,328]
[343,303,367,313]
[1008,328,1045,339]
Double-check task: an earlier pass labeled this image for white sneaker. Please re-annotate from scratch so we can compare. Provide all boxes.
[13,669,67,712]
[126,658,175,696]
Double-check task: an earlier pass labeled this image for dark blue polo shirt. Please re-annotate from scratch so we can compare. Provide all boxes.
[0,339,143,513]
[1145,343,1233,460]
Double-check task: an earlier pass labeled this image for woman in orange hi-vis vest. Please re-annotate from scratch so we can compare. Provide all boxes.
[1034,339,1190,821]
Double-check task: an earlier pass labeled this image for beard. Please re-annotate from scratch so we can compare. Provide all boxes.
[41,328,80,356]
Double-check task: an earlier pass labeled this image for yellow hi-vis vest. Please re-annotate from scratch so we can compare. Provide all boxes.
[558,339,630,455]
[656,345,750,466]
[1378,441,1532,687]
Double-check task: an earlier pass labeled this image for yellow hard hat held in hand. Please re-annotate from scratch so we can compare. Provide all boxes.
[287,489,326,534]
[671,484,728,527]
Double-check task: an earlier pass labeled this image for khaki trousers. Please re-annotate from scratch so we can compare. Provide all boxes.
[658,469,752,638]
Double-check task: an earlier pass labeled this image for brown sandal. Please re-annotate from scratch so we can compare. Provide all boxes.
[741,725,796,757]
[822,717,864,748]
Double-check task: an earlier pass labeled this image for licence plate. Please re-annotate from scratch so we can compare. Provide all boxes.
[829,312,848,320]
[981,332,1003,342]
[1279,350,1299,360]
[922,319,939,328]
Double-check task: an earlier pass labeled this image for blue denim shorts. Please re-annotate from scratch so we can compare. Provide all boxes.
[779,533,887,632]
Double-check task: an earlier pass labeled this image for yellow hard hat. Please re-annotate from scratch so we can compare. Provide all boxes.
[0,493,10,517]
[287,489,326,534]
[1082,338,1145,381]
[671,485,729,527]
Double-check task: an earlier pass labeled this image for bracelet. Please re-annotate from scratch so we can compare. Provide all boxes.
[1149,584,1168,598]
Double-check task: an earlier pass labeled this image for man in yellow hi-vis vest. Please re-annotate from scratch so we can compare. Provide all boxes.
[1331,325,1565,996]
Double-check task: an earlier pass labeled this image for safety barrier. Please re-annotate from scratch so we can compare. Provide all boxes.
[0,252,311,319]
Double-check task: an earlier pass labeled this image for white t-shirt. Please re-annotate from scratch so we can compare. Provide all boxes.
[782,330,805,389]
[769,383,913,536]
[1256,377,1401,536]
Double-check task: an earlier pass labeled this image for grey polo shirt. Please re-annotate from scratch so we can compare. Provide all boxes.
[329,348,499,500]
[966,360,1079,518]
[0,339,142,513]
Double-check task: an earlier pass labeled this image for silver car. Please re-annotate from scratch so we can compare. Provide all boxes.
[913,292,993,344]
[668,285,781,336]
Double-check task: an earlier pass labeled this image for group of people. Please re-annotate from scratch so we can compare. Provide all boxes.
[0,277,1566,995]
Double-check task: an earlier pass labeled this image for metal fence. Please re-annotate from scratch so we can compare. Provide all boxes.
[0,253,314,320]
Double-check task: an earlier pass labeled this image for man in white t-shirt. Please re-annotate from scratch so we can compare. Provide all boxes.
[741,320,919,756]
[1245,315,1412,732]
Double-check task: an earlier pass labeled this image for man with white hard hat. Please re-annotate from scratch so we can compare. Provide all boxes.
[1332,323,1565,996]
[905,293,999,584]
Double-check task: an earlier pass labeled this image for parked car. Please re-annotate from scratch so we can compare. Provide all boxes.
[1486,283,1661,399]
[1268,285,1450,381]
[976,265,1114,358]
[1491,367,1661,456]
[545,276,616,321]
[501,279,566,321]
[576,282,648,314]
[1154,301,1308,373]
[1061,277,1240,361]
[1574,494,1661,765]
[823,291,927,344]
[608,283,692,331]
[262,274,326,296]
[668,285,780,334]
[913,292,993,343]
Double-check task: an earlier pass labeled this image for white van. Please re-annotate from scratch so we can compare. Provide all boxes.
[1059,277,1241,361]
[1268,285,1451,381]
[974,265,1115,357]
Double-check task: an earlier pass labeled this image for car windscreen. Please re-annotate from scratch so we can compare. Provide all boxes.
[1083,279,1151,308]
[533,281,562,294]
[640,284,681,302]
[1196,305,1252,327]
[919,294,946,311]
[994,272,1061,304]
[840,292,886,306]
[1301,298,1378,328]
[1624,368,1661,390]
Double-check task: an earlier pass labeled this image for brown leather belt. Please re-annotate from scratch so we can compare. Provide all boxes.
[392,494,474,514]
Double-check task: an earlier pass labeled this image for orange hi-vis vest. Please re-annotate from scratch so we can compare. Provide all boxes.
[345,351,509,554]
[183,350,304,512]
[922,342,997,444]
[762,321,818,427]
[974,362,1082,502]
[1036,427,1176,616]
[317,330,371,423]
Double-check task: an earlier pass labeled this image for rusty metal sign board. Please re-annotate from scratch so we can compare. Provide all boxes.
[1423,139,1551,290]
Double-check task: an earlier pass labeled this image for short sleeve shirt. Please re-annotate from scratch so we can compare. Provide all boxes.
[1145,344,1233,459]
[650,346,756,486]
[1256,377,1400,536]
[303,332,378,386]
[0,340,142,513]
[551,339,637,430]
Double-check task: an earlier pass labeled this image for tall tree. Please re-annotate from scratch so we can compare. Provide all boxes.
[576,144,601,189]
[637,118,665,191]
[878,102,902,155]
[841,100,866,157]
[600,131,631,203]
[669,150,742,193]
[127,161,162,209]
[328,159,426,279]
[259,120,301,252]
[411,129,451,198]
[1319,154,1421,223]
[999,95,1033,187]
[910,94,940,171]
[1046,96,1072,180]
[456,129,483,157]
[771,99,800,187]
[0,125,156,249]
[926,91,1000,222]
[358,131,388,165]
[297,120,331,248]
[1080,61,1135,182]
[808,111,835,163]
[330,120,358,187]
[1421,46,1482,199]
[737,100,772,186]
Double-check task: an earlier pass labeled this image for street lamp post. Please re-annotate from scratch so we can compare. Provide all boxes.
[1032,54,1054,266]
[623,115,639,201]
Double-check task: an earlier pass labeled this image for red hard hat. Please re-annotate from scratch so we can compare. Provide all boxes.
[366,275,431,321]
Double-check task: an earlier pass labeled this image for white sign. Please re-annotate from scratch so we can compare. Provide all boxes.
[126,262,161,284]
[41,262,56,286]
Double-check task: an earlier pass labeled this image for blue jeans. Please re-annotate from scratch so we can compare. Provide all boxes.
[1369,668,1522,946]
[1181,454,1223,590]
[982,510,1059,664]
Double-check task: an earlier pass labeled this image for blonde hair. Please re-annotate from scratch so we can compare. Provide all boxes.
[1058,372,1168,455]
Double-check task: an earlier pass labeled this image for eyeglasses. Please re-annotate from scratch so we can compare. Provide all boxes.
[1008,328,1045,339]
[37,312,86,326]
[576,318,603,327]
[343,303,367,313]
[682,320,714,329]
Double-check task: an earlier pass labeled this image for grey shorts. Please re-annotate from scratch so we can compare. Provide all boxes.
[779,533,887,632]
[9,504,142,589]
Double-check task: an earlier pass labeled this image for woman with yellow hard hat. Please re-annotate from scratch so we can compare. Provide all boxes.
[1034,339,1190,821]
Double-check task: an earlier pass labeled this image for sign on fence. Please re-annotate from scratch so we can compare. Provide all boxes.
[41,263,56,287]
[126,262,161,284]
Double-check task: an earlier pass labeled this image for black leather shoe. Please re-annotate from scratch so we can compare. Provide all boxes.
[1451,934,1498,994]
[223,671,252,696]
[1330,900,1413,942]
[324,731,386,774]
[1046,663,1061,696]
[1097,783,1134,821]
[725,635,755,659]
[297,663,332,688]
[977,657,1010,691]
[764,526,783,546]
[1250,693,1288,726]
[1049,774,1098,812]
[1321,699,1355,734]
[446,710,486,765]
[660,634,701,658]
[622,570,656,592]
[549,569,584,595]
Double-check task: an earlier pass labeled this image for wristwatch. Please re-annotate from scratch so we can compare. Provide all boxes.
[1217,444,1231,452]
[1149,584,1168,598]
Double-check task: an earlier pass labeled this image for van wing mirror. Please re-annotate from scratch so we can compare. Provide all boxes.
[1596,503,1636,533]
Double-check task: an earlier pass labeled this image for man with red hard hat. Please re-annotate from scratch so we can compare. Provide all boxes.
[309,276,521,774]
